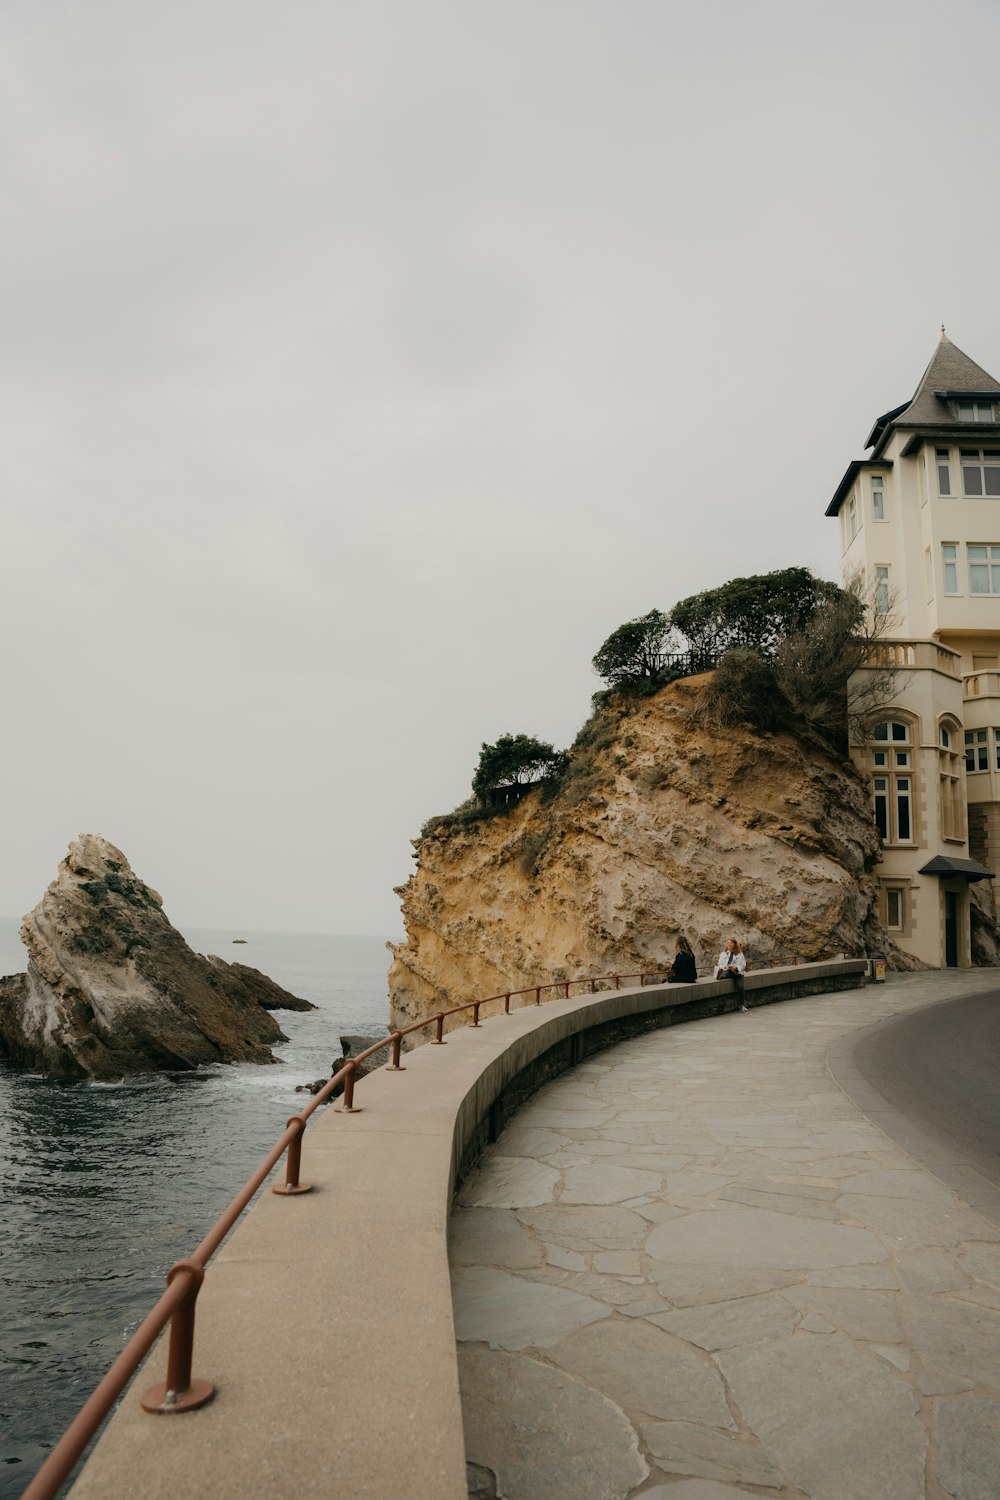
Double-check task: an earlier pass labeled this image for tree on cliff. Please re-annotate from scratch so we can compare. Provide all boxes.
[693,571,903,751]
[670,567,843,660]
[472,734,565,805]
[592,609,674,690]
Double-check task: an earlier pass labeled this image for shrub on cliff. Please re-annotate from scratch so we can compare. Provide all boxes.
[592,609,674,690]
[692,573,900,751]
[472,734,566,806]
[670,567,843,661]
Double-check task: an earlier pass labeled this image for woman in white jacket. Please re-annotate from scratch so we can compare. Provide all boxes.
[715,939,747,1010]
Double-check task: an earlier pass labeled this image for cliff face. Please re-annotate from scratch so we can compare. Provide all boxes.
[0,834,314,1079]
[389,677,908,1029]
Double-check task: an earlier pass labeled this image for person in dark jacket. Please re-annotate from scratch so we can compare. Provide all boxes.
[667,934,697,983]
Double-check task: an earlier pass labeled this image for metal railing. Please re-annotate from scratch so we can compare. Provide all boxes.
[22,967,675,1500]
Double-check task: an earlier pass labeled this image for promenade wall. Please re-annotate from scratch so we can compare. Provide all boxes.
[71,959,866,1500]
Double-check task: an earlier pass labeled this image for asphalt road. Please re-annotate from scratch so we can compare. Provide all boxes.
[837,985,1000,1217]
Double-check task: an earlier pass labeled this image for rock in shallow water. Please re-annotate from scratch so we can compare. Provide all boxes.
[0,833,314,1079]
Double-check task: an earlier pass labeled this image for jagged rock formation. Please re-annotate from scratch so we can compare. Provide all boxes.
[0,834,314,1079]
[389,676,917,1030]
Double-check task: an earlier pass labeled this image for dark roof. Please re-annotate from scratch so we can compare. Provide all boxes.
[864,402,911,451]
[826,334,1000,515]
[866,333,1000,452]
[918,855,995,882]
[824,458,893,517]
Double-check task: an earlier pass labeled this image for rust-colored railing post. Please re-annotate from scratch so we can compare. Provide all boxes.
[504,992,511,1014]
[471,1002,481,1027]
[589,977,596,993]
[141,1261,214,1413]
[272,1115,312,1195]
[534,986,541,1006]
[335,1061,362,1112]
[564,981,570,998]
[432,1013,447,1044]
[386,1032,406,1070]
[614,973,620,989]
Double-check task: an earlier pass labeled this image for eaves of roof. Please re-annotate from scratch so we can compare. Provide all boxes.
[825,457,893,518]
[864,402,911,451]
[895,426,1000,457]
[918,854,995,881]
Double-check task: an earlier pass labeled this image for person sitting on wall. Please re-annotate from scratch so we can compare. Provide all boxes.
[667,935,697,984]
[715,938,748,1011]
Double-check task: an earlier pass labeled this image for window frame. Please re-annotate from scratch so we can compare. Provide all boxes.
[968,543,1000,596]
[942,543,959,595]
[870,720,916,844]
[965,728,989,772]
[874,564,891,614]
[961,449,1000,497]
[871,473,886,521]
[939,720,963,840]
[937,447,952,496]
[885,887,904,930]
[956,400,997,423]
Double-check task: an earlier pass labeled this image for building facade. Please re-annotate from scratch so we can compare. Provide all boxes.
[826,331,1000,966]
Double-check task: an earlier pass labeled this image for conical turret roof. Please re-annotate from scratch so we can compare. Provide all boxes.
[866,331,1000,449]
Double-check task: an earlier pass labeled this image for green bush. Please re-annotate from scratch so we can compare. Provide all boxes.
[471,734,566,804]
[592,610,674,690]
[670,568,843,661]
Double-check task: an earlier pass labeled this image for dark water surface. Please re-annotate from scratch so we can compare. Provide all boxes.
[0,923,393,1497]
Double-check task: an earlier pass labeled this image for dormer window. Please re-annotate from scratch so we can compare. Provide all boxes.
[956,400,996,422]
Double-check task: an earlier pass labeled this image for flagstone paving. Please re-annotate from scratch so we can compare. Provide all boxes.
[449,971,1000,1500]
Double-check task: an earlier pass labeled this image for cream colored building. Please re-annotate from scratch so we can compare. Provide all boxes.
[827,331,1000,966]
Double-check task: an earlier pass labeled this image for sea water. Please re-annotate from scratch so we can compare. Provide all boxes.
[0,917,396,1496]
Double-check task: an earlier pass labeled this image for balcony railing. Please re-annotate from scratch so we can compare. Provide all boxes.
[863,640,961,677]
[963,670,1000,699]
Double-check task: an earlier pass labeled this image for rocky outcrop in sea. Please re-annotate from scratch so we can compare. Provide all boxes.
[0,834,314,1079]
[389,675,922,1030]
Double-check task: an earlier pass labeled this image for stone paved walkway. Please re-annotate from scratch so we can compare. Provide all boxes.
[449,971,1000,1500]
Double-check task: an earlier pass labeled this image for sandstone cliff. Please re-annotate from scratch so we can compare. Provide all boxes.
[0,835,314,1079]
[389,676,910,1030]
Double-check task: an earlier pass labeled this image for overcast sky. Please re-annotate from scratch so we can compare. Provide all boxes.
[3,0,1000,939]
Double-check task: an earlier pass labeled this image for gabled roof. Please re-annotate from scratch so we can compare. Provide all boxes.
[866,332,1000,450]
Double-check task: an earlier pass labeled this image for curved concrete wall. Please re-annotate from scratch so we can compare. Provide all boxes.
[71,961,865,1500]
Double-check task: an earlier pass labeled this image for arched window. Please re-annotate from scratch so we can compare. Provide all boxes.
[938,719,963,840]
[871,721,915,843]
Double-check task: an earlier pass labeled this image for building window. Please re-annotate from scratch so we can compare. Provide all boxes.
[885,888,904,930]
[939,723,963,839]
[994,729,1000,771]
[872,722,914,842]
[848,494,858,540]
[938,448,952,495]
[957,400,996,423]
[969,544,1000,595]
[873,721,910,742]
[965,728,989,771]
[961,449,1000,496]
[871,474,886,521]
[874,565,891,613]
[943,543,959,594]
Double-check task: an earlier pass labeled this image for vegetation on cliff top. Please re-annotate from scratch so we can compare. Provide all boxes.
[419,565,894,838]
